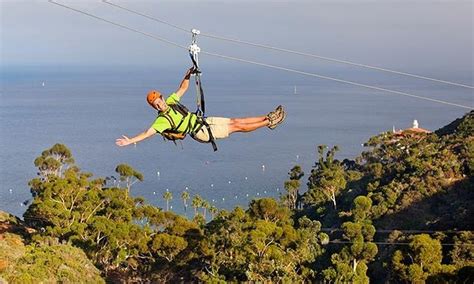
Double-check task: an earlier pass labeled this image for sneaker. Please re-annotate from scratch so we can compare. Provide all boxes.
[268,106,286,130]
[275,105,283,115]
[266,105,282,122]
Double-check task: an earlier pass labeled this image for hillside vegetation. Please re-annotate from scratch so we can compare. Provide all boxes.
[0,111,472,283]
[0,211,103,283]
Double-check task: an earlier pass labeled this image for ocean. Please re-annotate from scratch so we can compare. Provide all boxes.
[0,65,472,217]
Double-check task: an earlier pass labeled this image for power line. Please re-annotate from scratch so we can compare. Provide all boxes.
[320,228,473,234]
[49,1,473,110]
[326,240,474,247]
[102,0,474,90]
[18,216,474,247]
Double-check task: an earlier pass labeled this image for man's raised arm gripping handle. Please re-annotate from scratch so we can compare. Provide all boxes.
[175,67,196,98]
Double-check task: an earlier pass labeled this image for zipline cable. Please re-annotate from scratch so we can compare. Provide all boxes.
[200,34,474,90]
[102,0,189,33]
[201,50,473,109]
[102,0,474,90]
[48,0,187,50]
[49,1,473,110]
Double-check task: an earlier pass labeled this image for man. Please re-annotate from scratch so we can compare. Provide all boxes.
[115,67,286,148]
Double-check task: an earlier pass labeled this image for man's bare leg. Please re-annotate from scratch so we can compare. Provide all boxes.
[230,116,267,124]
[228,117,269,134]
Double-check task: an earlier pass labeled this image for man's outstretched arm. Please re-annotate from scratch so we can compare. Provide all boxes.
[175,67,195,98]
[116,127,157,147]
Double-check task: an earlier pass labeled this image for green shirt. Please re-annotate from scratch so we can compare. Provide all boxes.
[151,93,198,134]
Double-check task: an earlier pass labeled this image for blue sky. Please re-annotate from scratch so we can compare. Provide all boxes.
[1,0,473,77]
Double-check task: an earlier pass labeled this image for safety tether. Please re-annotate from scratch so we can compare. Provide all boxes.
[188,29,206,117]
[188,29,218,151]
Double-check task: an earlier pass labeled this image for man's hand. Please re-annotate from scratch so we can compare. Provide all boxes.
[115,128,156,147]
[184,66,195,78]
[116,135,132,147]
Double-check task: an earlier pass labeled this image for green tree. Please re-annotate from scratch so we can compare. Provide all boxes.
[248,198,290,223]
[198,200,325,282]
[34,143,74,180]
[181,190,190,215]
[202,200,210,219]
[323,196,377,283]
[450,231,474,268]
[303,145,347,210]
[151,233,187,262]
[392,234,454,282]
[25,146,152,275]
[352,196,373,222]
[209,205,218,219]
[163,189,173,211]
[115,164,144,193]
[282,165,304,210]
[192,195,203,217]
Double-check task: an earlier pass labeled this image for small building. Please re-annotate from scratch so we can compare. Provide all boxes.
[389,120,432,144]
[393,120,431,135]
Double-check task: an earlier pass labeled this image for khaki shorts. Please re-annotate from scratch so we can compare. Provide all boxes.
[193,117,230,142]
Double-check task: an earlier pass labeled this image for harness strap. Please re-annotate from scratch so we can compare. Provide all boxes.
[162,104,187,131]
[190,117,218,152]
[189,53,205,116]
[202,119,218,152]
[192,120,204,134]
[160,114,179,146]
[195,73,205,115]
[162,112,176,129]
[173,111,186,130]
[184,115,198,134]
